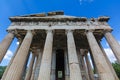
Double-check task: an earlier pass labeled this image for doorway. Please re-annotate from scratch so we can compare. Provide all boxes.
[56,49,65,80]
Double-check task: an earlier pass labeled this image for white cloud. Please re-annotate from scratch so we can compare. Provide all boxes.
[106,42,109,47]
[102,40,120,63]
[79,0,82,5]
[4,50,13,60]
[79,0,93,5]
[118,41,120,44]
[16,42,19,45]
[104,48,116,63]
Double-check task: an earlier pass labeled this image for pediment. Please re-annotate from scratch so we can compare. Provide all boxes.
[13,11,78,18]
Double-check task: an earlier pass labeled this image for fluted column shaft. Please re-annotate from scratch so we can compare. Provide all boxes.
[51,49,56,80]
[1,40,22,80]
[64,50,70,80]
[77,49,82,69]
[34,49,43,80]
[22,52,30,80]
[66,30,82,80]
[86,31,116,80]
[82,55,90,80]
[79,49,90,80]
[30,56,38,80]
[104,31,120,63]
[0,32,14,62]
[4,30,33,80]
[38,30,53,80]
[25,54,35,80]
[85,54,94,80]
[98,41,119,80]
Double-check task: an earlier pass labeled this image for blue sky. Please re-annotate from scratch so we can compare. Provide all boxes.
[0,0,120,66]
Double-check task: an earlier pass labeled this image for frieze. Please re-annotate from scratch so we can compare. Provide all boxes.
[10,21,107,26]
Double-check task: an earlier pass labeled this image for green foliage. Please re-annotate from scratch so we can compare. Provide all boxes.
[112,62,120,79]
[0,66,7,79]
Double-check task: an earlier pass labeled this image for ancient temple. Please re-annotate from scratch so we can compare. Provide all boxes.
[0,11,120,80]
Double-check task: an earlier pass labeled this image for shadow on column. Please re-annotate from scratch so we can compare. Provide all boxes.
[56,49,65,80]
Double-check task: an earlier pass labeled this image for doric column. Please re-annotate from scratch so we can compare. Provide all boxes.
[77,49,82,69]
[38,30,53,80]
[64,49,70,80]
[1,40,22,80]
[30,56,38,80]
[4,30,33,80]
[89,50,98,75]
[51,49,56,80]
[0,31,14,62]
[34,49,43,80]
[22,51,31,80]
[25,53,35,80]
[82,55,90,80]
[98,41,119,80]
[104,31,120,63]
[80,49,90,80]
[85,53,94,80]
[86,30,116,80]
[66,30,82,80]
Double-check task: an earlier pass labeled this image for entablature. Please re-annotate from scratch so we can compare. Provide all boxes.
[10,20,109,27]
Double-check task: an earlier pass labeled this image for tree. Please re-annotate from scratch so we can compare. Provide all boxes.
[0,66,6,79]
[112,62,120,79]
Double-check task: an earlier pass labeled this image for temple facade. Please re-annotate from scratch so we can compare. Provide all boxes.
[0,11,120,80]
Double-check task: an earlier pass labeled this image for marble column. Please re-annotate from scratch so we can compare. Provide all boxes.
[34,49,43,80]
[0,31,14,62]
[1,40,22,80]
[38,30,53,80]
[98,41,119,80]
[66,30,82,80]
[85,53,94,80]
[104,31,120,63]
[89,51,100,80]
[22,51,31,80]
[80,49,90,80]
[82,56,90,80]
[86,30,116,80]
[30,56,38,80]
[51,49,56,80]
[4,30,33,80]
[64,49,70,80]
[89,50,98,74]
[77,49,85,78]
[30,56,37,80]
[77,49,82,69]
[25,54,35,80]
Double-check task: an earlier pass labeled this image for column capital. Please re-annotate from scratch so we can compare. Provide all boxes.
[31,47,38,56]
[24,30,36,36]
[85,29,95,33]
[65,29,74,35]
[84,29,95,35]
[103,29,112,34]
[80,49,88,56]
[27,30,36,35]
[31,30,36,35]
[7,29,19,35]
[17,38,23,43]
[46,29,54,34]
[7,30,15,34]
